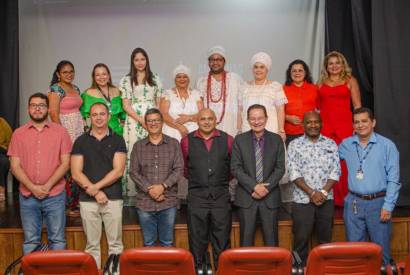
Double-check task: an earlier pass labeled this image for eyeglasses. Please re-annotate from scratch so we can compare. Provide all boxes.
[146,119,162,124]
[29,103,48,109]
[209,58,224,63]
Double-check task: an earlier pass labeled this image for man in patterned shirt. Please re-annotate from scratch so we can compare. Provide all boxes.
[130,108,183,247]
[287,111,341,266]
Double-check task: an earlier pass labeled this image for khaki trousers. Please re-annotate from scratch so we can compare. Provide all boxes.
[80,200,123,268]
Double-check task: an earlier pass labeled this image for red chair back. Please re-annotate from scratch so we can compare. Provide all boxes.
[216,247,292,275]
[21,250,99,275]
[119,247,196,275]
[305,242,382,275]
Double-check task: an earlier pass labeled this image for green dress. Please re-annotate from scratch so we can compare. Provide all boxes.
[80,92,126,136]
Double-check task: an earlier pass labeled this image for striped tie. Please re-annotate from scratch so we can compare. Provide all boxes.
[255,139,263,183]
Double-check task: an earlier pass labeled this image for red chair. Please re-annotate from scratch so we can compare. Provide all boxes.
[119,247,196,275]
[397,254,410,275]
[21,250,100,275]
[305,242,382,275]
[216,247,292,275]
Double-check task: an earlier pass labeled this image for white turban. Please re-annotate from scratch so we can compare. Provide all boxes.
[251,52,272,70]
[173,64,191,80]
[208,45,227,60]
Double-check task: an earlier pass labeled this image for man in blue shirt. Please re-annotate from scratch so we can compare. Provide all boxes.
[339,107,400,264]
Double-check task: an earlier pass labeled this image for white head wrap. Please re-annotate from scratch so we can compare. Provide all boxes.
[173,64,191,80]
[251,52,272,70]
[208,45,227,60]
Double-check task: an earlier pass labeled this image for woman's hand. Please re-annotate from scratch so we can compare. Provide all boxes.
[175,114,192,124]
[286,115,301,125]
[177,124,189,138]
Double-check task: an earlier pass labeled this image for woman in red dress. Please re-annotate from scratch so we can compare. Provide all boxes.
[318,51,361,206]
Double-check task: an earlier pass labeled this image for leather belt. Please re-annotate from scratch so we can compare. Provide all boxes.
[349,190,386,200]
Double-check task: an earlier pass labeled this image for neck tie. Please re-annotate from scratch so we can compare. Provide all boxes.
[255,139,263,183]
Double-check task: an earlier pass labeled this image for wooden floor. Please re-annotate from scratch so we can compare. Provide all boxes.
[1,194,410,273]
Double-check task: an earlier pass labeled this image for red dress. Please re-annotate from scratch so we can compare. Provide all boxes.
[319,83,353,206]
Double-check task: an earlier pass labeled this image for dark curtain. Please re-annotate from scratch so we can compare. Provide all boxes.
[325,0,373,109]
[0,0,19,129]
[372,1,410,205]
[326,0,410,206]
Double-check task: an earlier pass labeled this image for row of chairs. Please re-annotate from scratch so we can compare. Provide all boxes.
[13,242,410,275]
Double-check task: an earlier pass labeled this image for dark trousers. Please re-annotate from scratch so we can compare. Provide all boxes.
[292,200,334,265]
[0,148,9,188]
[187,199,232,270]
[238,201,279,246]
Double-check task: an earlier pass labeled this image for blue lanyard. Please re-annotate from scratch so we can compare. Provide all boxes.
[355,142,374,171]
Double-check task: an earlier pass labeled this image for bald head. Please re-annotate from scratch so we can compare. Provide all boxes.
[198,108,216,119]
[197,108,217,136]
[303,111,321,124]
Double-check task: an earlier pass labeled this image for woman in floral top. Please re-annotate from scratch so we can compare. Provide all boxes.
[120,48,163,196]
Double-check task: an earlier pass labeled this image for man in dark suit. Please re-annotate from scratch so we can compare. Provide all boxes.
[231,104,285,246]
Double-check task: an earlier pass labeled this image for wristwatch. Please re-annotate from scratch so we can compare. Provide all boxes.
[320,189,328,197]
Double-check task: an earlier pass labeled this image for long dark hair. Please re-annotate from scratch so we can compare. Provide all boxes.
[285,59,313,86]
[91,63,115,89]
[50,60,75,86]
[128,47,155,88]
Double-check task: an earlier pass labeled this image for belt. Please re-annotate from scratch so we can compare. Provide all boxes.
[349,190,386,200]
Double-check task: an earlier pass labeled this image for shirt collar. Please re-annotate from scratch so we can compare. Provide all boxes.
[291,81,308,89]
[144,134,169,145]
[88,128,112,138]
[351,132,377,144]
[252,131,265,142]
[27,120,50,129]
[193,129,221,140]
[302,134,325,143]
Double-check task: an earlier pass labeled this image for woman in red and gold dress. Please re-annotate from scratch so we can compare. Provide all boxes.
[318,51,361,206]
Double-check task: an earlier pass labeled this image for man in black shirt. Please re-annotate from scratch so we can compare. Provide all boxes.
[71,102,126,268]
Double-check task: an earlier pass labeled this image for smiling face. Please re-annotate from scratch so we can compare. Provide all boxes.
[326,56,343,76]
[253,62,268,81]
[90,104,109,129]
[290,63,306,85]
[197,109,217,136]
[353,112,376,140]
[175,73,190,90]
[57,64,75,84]
[28,97,48,123]
[208,54,225,74]
[302,112,322,139]
[93,66,110,87]
[145,113,163,136]
[133,52,147,72]
[247,107,267,136]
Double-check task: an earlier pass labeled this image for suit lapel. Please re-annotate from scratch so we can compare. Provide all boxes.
[262,132,276,179]
[246,131,257,179]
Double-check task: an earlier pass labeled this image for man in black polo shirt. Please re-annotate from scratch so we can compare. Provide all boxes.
[71,102,126,268]
[181,108,233,273]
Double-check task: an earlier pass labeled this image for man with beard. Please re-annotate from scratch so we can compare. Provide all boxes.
[181,108,233,273]
[8,93,72,254]
[287,111,340,266]
[196,45,243,137]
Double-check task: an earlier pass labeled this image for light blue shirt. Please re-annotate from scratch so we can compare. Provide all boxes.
[288,135,341,204]
[339,132,401,212]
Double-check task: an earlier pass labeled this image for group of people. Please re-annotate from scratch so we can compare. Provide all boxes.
[1,45,400,272]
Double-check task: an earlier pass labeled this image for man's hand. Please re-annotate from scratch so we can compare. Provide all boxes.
[40,182,53,194]
[156,194,165,202]
[380,209,392,222]
[85,184,100,197]
[310,190,325,206]
[251,192,262,200]
[31,185,49,199]
[95,191,108,204]
[148,184,165,200]
[253,183,269,199]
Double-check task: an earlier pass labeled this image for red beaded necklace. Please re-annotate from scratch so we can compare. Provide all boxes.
[206,71,227,124]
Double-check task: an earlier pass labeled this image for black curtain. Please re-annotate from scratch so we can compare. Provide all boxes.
[326,0,410,206]
[0,0,19,129]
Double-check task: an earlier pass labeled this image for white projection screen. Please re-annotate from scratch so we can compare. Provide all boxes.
[19,0,324,123]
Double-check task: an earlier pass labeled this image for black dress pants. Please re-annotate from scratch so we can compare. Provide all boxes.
[0,148,9,188]
[291,200,334,265]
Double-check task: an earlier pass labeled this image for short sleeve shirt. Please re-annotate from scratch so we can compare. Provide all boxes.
[71,130,127,201]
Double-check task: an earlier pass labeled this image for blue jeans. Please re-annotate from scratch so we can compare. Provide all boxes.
[19,191,66,254]
[344,193,392,264]
[137,206,177,247]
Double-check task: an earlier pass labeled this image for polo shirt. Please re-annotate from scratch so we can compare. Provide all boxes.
[71,129,127,201]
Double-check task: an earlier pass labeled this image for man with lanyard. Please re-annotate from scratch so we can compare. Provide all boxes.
[181,108,233,273]
[339,107,400,265]
[196,45,243,138]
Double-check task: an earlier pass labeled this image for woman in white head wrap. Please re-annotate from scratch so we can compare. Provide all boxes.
[159,65,204,141]
[240,52,288,140]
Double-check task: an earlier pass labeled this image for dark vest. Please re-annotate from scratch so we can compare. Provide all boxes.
[187,131,230,200]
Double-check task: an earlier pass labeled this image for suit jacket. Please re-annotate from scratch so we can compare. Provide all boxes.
[231,130,285,209]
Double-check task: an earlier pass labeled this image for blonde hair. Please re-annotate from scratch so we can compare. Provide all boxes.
[319,51,352,84]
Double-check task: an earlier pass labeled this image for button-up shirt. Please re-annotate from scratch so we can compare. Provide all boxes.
[288,135,340,203]
[339,132,400,212]
[130,134,183,211]
[7,121,72,197]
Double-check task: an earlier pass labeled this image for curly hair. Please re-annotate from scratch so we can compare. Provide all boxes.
[319,51,352,84]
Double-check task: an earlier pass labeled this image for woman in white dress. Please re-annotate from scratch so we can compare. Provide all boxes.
[160,65,203,141]
[240,52,287,141]
[120,47,163,195]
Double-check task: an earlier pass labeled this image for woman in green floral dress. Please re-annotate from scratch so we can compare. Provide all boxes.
[120,48,163,196]
[81,63,125,136]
